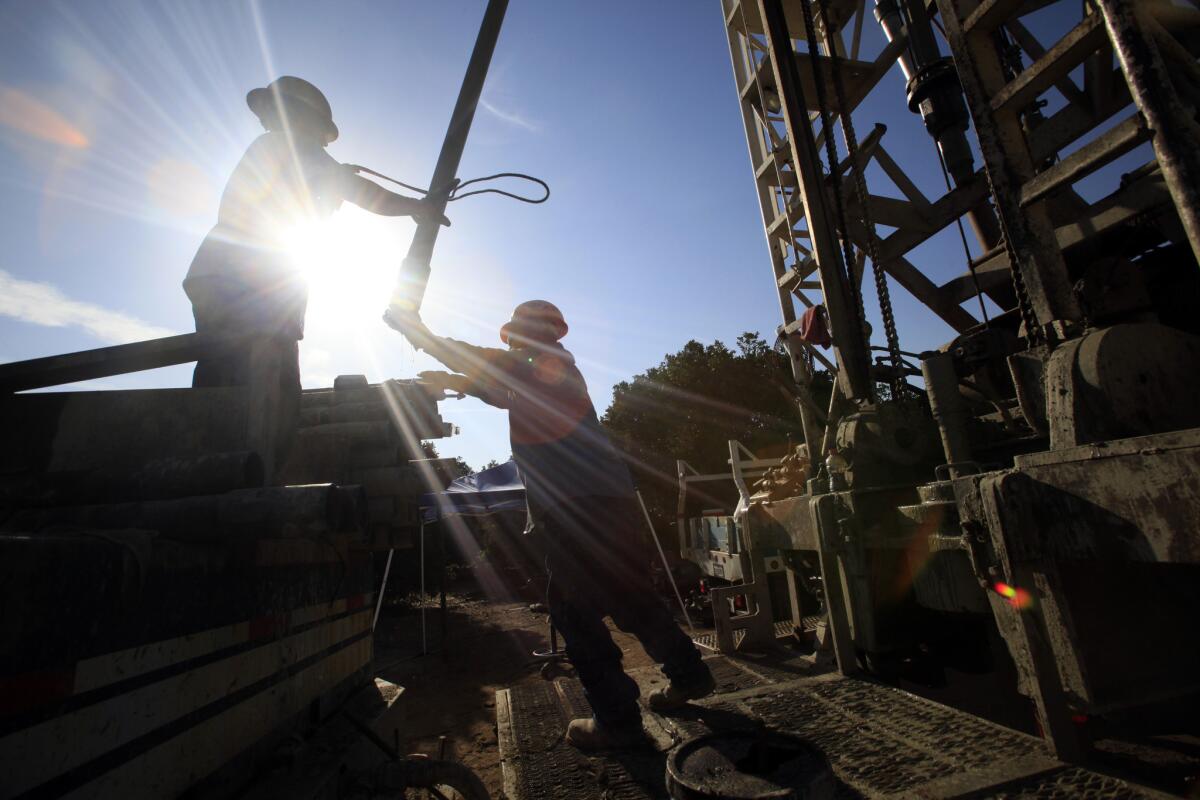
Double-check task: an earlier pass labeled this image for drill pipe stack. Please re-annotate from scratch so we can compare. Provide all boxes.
[752,445,812,501]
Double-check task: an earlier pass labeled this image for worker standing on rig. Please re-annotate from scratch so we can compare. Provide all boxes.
[184,76,447,388]
[391,301,714,751]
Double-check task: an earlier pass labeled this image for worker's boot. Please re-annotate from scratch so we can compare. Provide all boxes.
[565,716,647,752]
[646,670,716,713]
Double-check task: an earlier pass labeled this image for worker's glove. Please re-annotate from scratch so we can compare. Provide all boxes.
[417,370,469,399]
[413,198,450,228]
[382,308,432,348]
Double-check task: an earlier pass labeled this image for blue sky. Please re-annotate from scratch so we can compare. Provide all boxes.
[0,1,1147,470]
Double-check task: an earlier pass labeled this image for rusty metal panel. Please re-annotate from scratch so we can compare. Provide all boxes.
[749,495,820,550]
[1002,432,1200,565]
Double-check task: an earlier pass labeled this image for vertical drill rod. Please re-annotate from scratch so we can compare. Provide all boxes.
[390,0,509,315]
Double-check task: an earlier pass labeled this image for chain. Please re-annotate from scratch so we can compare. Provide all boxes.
[734,0,826,378]
[1008,241,1043,344]
[991,29,1043,344]
[933,142,990,326]
[826,25,906,397]
[801,0,905,398]
[797,0,873,389]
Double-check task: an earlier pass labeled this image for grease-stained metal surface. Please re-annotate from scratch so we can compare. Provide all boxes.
[498,680,661,800]
[691,619,805,652]
[496,653,1168,799]
[724,0,1200,755]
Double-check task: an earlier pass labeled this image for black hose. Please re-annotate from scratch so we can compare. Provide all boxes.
[347,165,549,204]
[376,757,491,800]
[450,172,549,204]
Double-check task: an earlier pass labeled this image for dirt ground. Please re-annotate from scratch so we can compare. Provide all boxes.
[364,560,1200,799]
[369,572,671,799]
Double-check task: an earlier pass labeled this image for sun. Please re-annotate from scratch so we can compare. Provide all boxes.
[281,207,406,329]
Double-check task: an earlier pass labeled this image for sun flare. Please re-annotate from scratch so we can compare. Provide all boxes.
[282,207,405,330]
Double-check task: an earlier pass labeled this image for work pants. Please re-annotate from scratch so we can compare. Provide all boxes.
[541,496,708,727]
[185,274,305,391]
[186,276,303,473]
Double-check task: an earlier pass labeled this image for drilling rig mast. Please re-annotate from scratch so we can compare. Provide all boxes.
[719,0,1200,759]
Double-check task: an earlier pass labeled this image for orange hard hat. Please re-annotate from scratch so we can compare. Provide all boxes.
[500,300,568,345]
[247,76,338,144]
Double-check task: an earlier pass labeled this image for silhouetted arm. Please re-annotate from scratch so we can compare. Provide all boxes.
[393,313,518,394]
[418,370,512,409]
[342,173,416,215]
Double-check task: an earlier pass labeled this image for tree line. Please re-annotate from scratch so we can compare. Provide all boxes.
[601,332,831,545]
[438,332,832,549]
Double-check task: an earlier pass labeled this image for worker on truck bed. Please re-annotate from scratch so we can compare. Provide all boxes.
[184,76,446,388]
[390,301,715,751]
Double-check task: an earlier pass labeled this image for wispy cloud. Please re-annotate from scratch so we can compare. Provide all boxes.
[0,269,173,344]
[479,98,540,133]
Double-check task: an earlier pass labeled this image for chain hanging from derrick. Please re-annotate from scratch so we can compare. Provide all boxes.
[799,0,906,398]
[1005,235,1043,344]
[796,0,871,372]
[987,28,1045,346]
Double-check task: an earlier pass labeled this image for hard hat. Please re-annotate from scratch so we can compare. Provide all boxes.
[500,300,568,345]
[246,76,338,144]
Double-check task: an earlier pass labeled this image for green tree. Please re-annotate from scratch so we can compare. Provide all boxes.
[602,332,831,543]
[420,441,472,487]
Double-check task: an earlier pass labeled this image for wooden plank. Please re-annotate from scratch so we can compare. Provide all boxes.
[494,688,522,800]
[0,333,213,394]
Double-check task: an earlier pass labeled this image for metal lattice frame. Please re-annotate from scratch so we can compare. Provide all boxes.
[721,0,1200,447]
[722,0,1200,760]
[934,0,1200,760]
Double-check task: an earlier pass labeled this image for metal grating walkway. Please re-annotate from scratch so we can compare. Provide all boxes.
[495,653,1169,799]
[691,617,818,651]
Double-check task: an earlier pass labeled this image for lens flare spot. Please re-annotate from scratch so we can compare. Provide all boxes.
[993,581,1034,610]
[0,87,89,148]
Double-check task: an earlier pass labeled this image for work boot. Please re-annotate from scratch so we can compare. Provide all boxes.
[646,669,716,713]
[565,716,647,752]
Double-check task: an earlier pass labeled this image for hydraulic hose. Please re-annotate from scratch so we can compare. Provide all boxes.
[347,165,549,205]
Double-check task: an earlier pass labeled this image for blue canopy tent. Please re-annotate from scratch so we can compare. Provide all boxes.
[418,460,574,665]
[389,460,688,656]
[382,460,527,655]
[419,460,526,523]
